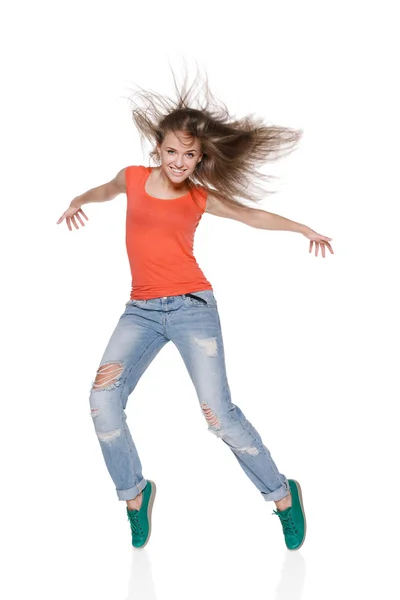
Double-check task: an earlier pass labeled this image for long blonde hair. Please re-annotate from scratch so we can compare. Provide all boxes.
[130,69,302,210]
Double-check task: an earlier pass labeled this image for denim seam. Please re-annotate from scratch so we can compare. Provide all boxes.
[119,335,167,477]
[120,335,167,407]
[223,377,285,490]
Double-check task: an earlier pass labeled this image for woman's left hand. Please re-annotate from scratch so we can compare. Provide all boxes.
[302,229,334,258]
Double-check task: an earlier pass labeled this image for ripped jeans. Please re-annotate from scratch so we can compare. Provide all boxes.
[89,290,290,502]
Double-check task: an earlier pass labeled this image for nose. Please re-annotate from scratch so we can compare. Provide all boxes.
[174,157,184,168]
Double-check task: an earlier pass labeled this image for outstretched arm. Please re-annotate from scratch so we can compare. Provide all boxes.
[205,193,334,258]
[56,168,127,231]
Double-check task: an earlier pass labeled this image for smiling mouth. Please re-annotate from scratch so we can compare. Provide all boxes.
[170,167,186,174]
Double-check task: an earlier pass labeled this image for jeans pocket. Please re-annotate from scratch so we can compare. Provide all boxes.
[185,291,217,308]
[125,299,147,307]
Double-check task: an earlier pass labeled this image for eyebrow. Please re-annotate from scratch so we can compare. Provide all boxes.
[166,146,198,153]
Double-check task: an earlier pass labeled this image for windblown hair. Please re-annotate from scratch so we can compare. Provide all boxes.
[130,70,302,210]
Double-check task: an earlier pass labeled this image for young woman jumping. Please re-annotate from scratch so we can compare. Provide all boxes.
[57,74,333,551]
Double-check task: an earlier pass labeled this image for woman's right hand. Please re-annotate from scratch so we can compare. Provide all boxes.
[57,203,89,231]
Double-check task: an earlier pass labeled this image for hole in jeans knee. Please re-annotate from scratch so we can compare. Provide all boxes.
[201,402,221,431]
[91,361,124,392]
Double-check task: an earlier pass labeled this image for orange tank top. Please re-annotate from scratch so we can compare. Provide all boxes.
[125,165,213,300]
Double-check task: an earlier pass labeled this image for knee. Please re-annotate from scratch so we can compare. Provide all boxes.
[200,402,260,456]
[201,402,224,437]
[89,361,125,443]
[91,361,125,392]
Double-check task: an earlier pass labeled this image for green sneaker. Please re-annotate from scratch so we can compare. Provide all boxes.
[126,480,156,548]
[272,479,306,550]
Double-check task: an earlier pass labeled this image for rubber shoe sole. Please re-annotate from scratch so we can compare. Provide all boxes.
[289,479,307,550]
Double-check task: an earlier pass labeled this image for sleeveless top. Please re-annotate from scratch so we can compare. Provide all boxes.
[125,165,213,300]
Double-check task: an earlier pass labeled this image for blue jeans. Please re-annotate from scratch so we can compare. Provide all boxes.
[89,290,290,502]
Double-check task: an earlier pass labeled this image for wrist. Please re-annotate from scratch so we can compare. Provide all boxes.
[70,197,83,209]
[299,224,312,236]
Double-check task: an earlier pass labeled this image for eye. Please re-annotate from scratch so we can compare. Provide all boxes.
[167,150,175,154]
[187,153,194,158]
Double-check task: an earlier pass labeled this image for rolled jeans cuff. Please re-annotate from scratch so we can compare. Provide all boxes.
[117,477,147,501]
[261,478,290,502]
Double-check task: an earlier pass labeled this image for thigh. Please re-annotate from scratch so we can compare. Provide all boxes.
[169,291,230,410]
[92,301,169,407]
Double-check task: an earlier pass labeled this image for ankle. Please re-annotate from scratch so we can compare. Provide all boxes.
[127,491,143,511]
[275,492,292,511]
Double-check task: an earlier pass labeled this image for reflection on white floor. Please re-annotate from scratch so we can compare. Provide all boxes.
[274,552,306,600]
[125,549,157,600]
[124,545,306,600]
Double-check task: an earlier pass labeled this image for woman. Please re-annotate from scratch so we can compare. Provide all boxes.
[57,74,333,551]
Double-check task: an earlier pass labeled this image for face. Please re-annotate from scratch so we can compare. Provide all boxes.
[158,130,203,182]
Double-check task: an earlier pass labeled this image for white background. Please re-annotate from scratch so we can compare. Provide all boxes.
[1,1,399,599]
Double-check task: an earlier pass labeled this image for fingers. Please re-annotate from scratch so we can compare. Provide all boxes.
[75,212,85,227]
[57,211,68,224]
[309,240,333,257]
[70,215,79,230]
[59,208,89,230]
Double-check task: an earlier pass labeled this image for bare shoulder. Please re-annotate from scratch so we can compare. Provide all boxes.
[205,191,255,224]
